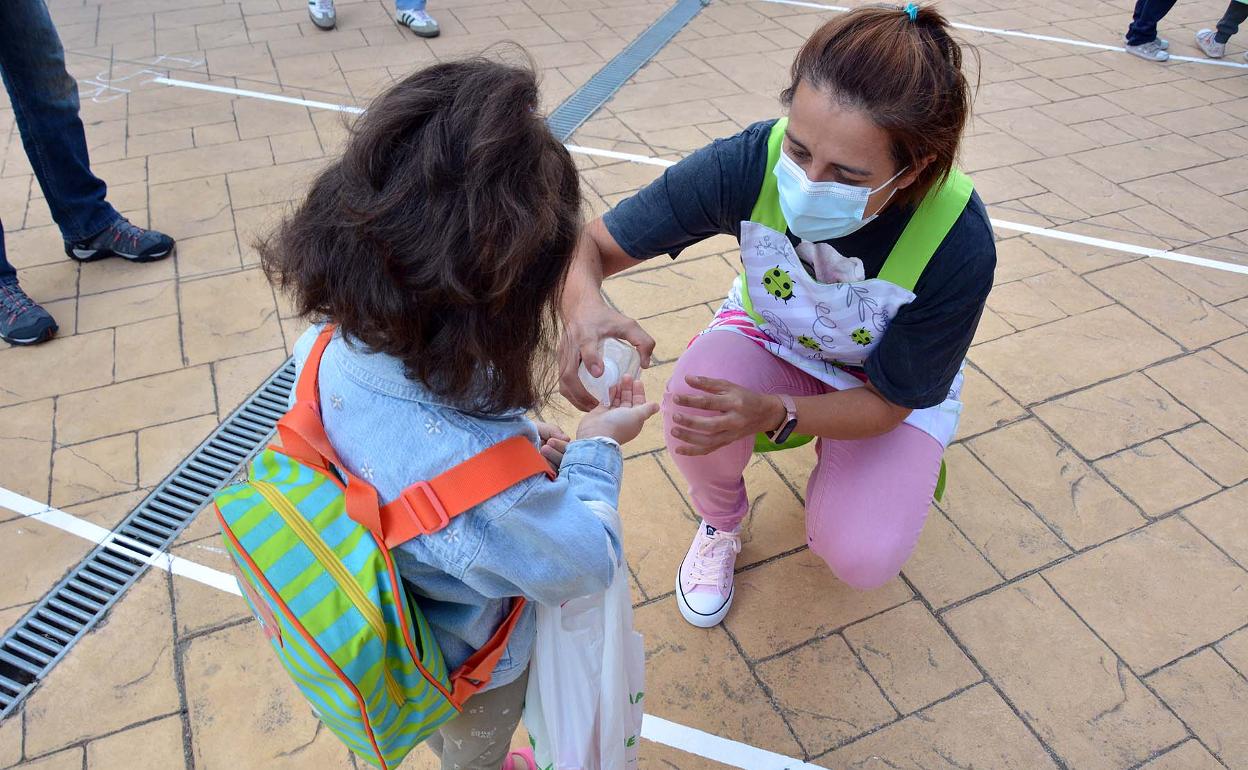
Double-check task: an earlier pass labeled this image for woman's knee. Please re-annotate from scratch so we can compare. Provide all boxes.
[808,522,914,591]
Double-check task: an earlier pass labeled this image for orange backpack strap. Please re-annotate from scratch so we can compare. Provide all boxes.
[276,324,340,471]
[448,597,527,705]
[377,435,555,549]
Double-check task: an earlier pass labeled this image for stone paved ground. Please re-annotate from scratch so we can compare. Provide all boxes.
[3,0,1248,767]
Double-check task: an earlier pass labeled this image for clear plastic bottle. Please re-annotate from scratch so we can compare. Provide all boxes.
[577,338,641,406]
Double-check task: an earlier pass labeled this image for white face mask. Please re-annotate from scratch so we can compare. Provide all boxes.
[773,149,907,241]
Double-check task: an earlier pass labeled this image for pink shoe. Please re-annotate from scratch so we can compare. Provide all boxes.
[675,522,741,628]
[503,747,537,770]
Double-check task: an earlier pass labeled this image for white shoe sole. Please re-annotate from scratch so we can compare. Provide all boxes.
[674,568,733,628]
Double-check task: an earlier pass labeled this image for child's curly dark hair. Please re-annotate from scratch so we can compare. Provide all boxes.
[260,56,582,415]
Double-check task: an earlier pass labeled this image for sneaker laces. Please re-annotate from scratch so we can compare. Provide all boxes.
[686,529,741,591]
[105,217,144,248]
[0,281,37,324]
[404,9,433,23]
[312,0,334,13]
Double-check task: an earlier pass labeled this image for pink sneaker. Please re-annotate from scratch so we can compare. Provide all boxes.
[675,522,741,628]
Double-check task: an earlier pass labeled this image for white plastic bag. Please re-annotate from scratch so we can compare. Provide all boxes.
[525,502,645,770]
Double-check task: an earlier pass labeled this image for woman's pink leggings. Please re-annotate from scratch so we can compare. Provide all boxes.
[662,331,945,590]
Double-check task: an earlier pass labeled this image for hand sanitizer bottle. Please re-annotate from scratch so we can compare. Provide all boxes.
[577,338,641,406]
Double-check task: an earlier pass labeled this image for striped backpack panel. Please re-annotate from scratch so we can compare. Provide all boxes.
[214,325,553,769]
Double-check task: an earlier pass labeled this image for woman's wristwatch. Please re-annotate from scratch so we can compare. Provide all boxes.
[768,394,799,444]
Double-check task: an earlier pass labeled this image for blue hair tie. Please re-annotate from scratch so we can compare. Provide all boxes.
[904,2,919,20]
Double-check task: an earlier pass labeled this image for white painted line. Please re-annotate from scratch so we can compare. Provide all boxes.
[758,0,1248,70]
[150,77,1248,276]
[992,219,1248,275]
[565,143,676,167]
[152,77,365,114]
[643,715,826,770]
[0,485,241,596]
[0,484,819,766]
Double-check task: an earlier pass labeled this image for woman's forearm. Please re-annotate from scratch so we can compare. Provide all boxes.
[788,386,912,440]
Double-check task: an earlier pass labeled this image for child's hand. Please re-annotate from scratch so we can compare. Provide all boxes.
[575,375,660,446]
[535,421,570,471]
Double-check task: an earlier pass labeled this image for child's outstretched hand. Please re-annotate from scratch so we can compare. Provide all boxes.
[535,421,570,471]
[575,375,659,446]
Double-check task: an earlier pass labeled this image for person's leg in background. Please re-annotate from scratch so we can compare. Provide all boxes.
[804,423,944,590]
[1124,0,1179,60]
[307,0,337,30]
[426,669,529,770]
[663,330,830,627]
[1197,0,1248,58]
[0,0,175,345]
[0,221,57,345]
[397,0,440,37]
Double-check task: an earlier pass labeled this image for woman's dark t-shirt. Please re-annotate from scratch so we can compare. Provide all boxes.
[602,119,997,411]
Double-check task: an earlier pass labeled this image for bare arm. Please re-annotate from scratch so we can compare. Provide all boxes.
[557,218,658,411]
[667,376,912,455]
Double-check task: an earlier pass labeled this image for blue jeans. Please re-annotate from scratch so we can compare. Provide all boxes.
[395,0,428,11]
[1125,0,1179,45]
[0,0,118,281]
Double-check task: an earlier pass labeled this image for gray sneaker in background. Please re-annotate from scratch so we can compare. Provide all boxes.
[1196,29,1227,58]
[1125,39,1170,61]
[0,278,57,346]
[308,0,336,30]
[398,8,440,37]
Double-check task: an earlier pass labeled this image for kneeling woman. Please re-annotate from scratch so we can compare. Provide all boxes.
[559,5,996,627]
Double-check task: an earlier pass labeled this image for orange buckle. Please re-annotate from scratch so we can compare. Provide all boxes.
[403,481,450,533]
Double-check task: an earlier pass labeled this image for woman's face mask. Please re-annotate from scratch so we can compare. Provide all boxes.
[773,148,907,242]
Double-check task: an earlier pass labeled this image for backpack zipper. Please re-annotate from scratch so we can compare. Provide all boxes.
[253,480,406,706]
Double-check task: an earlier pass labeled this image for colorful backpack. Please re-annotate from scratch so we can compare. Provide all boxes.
[213,325,554,769]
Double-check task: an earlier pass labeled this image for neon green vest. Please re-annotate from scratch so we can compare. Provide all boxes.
[746,119,974,500]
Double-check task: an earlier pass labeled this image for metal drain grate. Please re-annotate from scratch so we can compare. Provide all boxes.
[0,358,297,722]
[545,0,710,141]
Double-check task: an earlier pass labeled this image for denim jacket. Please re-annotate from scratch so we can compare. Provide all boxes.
[291,325,624,691]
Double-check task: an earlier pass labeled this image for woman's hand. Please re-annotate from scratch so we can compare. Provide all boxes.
[669,376,787,456]
[558,299,656,412]
[534,421,570,471]
[576,376,660,446]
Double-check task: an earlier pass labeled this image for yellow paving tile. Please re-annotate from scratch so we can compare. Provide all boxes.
[85,715,186,770]
[170,540,251,639]
[1033,373,1198,460]
[1167,424,1248,488]
[1147,650,1248,768]
[1147,351,1248,450]
[0,702,20,767]
[181,621,356,769]
[211,348,290,418]
[77,282,178,333]
[55,367,215,446]
[842,601,980,715]
[945,576,1186,769]
[50,433,138,508]
[937,445,1069,577]
[13,748,83,770]
[725,549,911,660]
[901,507,1002,609]
[1183,484,1248,570]
[756,634,897,754]
[1086,261,1245,349]
[0,399,54,507]
[818,684,1057,769]
[970,419,1143,548]
[114,316,184,382]
[137,414,221,488]
[179,269,284,366]
[1094,440,1220,518]
[0,519,91,609]
[23,575,180,756]
[1139,740,1225,770]
[632,601,801,757]
[1046,517,1248,673]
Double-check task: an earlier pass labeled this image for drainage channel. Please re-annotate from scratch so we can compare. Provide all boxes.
[0,0,708,724]
[546,0,710,140]
[0,360,296,722]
